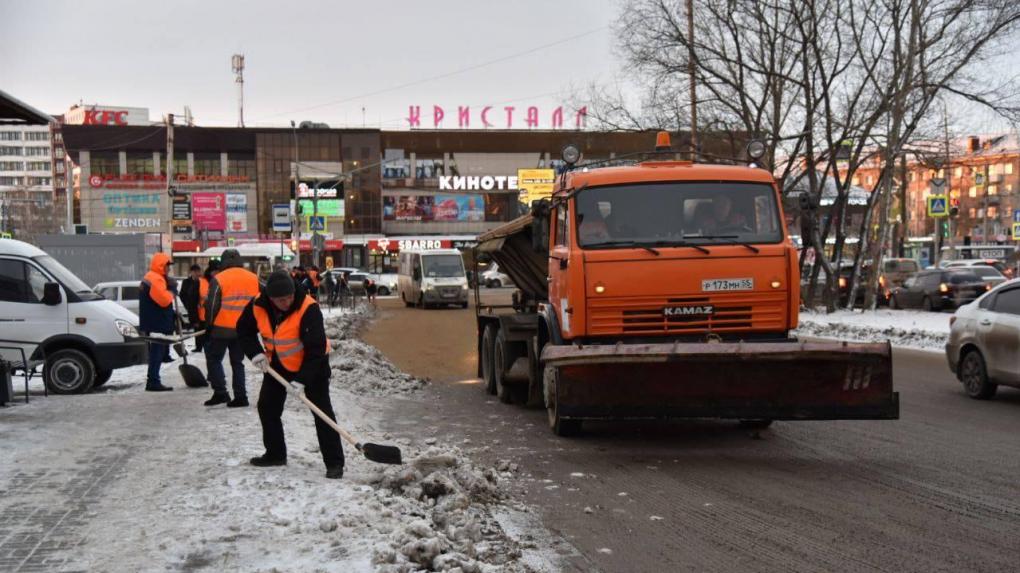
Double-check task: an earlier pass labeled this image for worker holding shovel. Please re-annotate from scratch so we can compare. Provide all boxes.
[237,270,345,479]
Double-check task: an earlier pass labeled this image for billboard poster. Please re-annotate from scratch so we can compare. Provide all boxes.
[517,168,556,205]
[192,192,226,231]
[297,199,344,218]
[384,195,435,221]
[99,191,163,230]
[226,193,247,232]
[434,194,485,222]
[171,194,193,234]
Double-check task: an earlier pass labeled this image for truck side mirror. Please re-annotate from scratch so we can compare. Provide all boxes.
[531,200,551,253]
[42,282,62,306]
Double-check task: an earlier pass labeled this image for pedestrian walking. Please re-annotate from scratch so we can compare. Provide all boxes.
[180,264,202,332]
[139,252,178,392]
[365,276,377,304]
[204,249,261,407]
[321,269,336,308]
[237,270,345,479]
[307,265,321,301]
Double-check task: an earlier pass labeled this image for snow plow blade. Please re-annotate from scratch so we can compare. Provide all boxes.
[542,341,898,421]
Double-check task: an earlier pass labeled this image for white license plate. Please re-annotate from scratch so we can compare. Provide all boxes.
[702,278,754,292]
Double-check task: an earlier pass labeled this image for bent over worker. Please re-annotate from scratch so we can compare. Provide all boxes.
[204,249,260,407]
[237,270,344,479]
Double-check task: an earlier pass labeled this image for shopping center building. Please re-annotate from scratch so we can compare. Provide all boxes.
[60,122,737,272]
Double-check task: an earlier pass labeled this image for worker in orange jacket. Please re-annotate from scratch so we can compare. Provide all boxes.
[139,252,178,392]
[204,249,261,407]
[193,260,219,353]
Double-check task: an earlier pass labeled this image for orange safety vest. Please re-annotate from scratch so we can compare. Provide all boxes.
[197,276,209,321]
[253,295,330,372]
[212,267,261,329]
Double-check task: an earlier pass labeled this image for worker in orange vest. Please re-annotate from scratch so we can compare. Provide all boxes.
[204,249,261,407]
[193,260,219,353]
[237,269,344,479]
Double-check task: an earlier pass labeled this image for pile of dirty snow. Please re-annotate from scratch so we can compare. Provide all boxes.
[795,308,951,352]
[324,311,428,396]
[366,445,531,573]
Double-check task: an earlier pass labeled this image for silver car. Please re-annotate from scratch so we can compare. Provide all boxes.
[94,280,190,323]
[945,279,1020,399]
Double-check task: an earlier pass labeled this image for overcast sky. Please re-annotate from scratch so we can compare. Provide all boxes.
[0,0,619,129]
[1,0,1014,134]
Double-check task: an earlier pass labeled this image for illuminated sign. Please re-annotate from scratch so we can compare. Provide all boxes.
[439,176,518,191]
[407,105,587,129]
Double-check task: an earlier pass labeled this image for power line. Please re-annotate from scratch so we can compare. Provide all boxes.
[256,26,608,121]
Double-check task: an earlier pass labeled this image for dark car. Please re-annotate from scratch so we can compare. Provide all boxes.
[836,263,889,307]
[890,269,990,311]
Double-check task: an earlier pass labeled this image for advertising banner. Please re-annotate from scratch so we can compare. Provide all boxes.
[434,194,485,222]
[99,191,163,230]
[171,194,193,234]
[517,168,556,205]
[226,193,247,232]
[384,195,435,221]
[192,192,226,231]
[297,199,344,218]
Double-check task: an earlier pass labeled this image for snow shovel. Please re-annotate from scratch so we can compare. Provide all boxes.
[264,364,402,465]
[172,296,207,388]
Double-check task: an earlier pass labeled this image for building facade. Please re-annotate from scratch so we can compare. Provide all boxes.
[0,123,64,241]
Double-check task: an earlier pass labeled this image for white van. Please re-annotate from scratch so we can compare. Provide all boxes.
[397,249,469,309]
[0,238,147,394]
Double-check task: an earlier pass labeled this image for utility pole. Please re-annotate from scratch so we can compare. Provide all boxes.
[686,0,697,160]
[166,113,175,254]
[65,157,73,233]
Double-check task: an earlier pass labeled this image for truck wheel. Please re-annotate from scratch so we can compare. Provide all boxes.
[44,349,96,394]
[544,365,581,436]
[494,329,515,404]
[960,349,997,399]
[93,368,113,388]
[402,293,413,308]
[481,325,497,395]
[738,419,773,430]
[525,336,545,409]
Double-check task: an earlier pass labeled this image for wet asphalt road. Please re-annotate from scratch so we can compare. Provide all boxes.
[363,292,1020,573]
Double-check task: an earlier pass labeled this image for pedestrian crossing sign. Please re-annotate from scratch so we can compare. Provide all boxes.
[927,195,948,217]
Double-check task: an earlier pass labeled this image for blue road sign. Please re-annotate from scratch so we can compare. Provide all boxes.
[927,195,948,217]
[309,216,326,231]
[1014,208,1020,223]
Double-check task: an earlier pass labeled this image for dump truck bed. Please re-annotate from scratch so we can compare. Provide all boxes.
[475,214,548,301]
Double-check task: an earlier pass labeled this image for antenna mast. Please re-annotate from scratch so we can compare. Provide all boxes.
[232,54,245,127]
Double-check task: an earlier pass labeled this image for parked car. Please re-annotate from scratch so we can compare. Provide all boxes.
[889,269,989,311]
[94,281,190,324]
[372,273,398,296]
[0,239,148,394]
[964,266,1008,289]
[481,263,514,288]
[879,258,920,288]
[945,279,1020,399]
[945,258,1013,279]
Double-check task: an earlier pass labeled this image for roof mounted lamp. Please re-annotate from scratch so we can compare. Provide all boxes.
[746,139,767,167]
[561,144,582,167]
[655,131,672,151]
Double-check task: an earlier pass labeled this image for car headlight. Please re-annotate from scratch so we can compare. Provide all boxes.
[115,319,139,338]
[462,284,469,290]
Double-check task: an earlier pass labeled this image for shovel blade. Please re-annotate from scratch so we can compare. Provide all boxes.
[360,442,402,465]
[179,364,208,388]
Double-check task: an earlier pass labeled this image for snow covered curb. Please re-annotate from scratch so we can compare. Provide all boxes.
[326,307,429,396]
[795,308,951,352]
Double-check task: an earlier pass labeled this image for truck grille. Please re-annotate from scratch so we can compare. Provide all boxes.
[588,292,787,335]
[437,286,461,298]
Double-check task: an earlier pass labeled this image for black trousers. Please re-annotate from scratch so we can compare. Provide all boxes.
[257,373,344,468]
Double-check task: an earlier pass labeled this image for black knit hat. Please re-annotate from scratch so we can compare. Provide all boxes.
[265,269,296,298]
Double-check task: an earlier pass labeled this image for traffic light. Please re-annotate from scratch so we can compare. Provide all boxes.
[950,198,960,218]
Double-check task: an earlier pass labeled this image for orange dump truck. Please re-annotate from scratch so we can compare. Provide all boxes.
[474,135,898,435]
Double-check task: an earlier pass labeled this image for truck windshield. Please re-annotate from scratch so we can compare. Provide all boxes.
[34,255,104,301]
[575,181,783,248]
[422,255,464,278]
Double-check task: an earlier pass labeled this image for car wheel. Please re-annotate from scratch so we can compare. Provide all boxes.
[93,368,113,388]
[44,349,96,394]
[378,286,390,296]
[481,325,497,395]
[492,279,502,288]
[922,296,934,312]
[960,349,997,399]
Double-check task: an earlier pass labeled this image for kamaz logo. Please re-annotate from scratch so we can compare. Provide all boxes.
[663,305,714,317]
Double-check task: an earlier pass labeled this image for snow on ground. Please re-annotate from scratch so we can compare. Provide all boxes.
[795,308,952,352]
[1,305,558,572]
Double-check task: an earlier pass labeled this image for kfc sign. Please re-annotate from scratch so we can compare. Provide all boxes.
[83,110,130,126]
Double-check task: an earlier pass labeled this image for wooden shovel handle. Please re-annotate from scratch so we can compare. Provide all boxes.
[264,365,360,448]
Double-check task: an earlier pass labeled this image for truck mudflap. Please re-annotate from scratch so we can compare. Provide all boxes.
[542,341,899,421]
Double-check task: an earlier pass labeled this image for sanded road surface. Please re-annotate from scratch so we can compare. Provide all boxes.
[363,293,1020,573]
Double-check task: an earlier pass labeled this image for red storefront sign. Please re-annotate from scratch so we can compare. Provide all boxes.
[83,110,129,125]
[368,238,451,252]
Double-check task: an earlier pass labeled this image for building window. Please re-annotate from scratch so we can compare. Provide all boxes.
[954,167,963,177]
[988,206,998,218]
[1007,184,1015,193]
[0,132,22,141]
[27,177,51,186]
[988,184,997,195]
[24,147,49,157]
[26,161,50,171]
[24,131,49,142]
[192,152,221,176]
[227,153,255,180]
[969,186,977,198]
[0,161,23,171]
[851,177,860,185]
[969,208,976,218]
[1007,163,1015,175]
[0,146,23,156]
[90,151,120,176]
[126,152,154,175]
[937,168,944,178]
[989,164,999,176]
[0,176,21,186]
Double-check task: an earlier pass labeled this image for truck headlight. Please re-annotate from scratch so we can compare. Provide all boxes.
[115,319,139,338]
[462,284,469,290]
